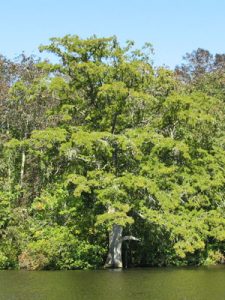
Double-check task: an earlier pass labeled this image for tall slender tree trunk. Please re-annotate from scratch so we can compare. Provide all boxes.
[20,150,26,186]
[8,156,11,186]
[104,224,123,268]
[20,128,28,187]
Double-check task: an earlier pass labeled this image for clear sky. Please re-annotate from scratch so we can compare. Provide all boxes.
[1,0,225,68]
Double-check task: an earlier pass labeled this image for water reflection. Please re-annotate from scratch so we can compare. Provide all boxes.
[0,266,225,299]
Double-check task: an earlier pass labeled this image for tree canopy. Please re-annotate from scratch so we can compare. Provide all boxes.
[0,36,224,269]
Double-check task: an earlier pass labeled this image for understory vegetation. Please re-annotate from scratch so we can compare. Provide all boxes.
[0,35,224,269]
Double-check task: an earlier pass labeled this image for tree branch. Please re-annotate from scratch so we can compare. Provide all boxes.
[122,236,140,242]
[133,210,146,220]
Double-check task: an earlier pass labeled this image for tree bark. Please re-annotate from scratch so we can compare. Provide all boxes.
[104,226,140,268]
[8,155,11,185]
[104,224,123,268]
[20,150,26,186]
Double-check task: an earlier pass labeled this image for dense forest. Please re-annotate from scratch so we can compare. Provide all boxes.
[0,35,224,270]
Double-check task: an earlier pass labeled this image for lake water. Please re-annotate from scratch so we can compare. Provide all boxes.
[1,266,225,299]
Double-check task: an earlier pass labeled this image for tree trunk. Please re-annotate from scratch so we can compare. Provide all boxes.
[104,224,123,268]
[104,224,140,268]
[8,155,11,187]
[20,150,26,186]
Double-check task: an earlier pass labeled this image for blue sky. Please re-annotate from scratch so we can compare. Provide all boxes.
[1,0,225,68]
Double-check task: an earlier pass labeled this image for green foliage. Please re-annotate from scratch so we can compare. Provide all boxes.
[19,226,104,270]
[0,36,224,269]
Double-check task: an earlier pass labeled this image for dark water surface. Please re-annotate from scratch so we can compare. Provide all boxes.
[1,266,225,300]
